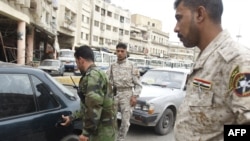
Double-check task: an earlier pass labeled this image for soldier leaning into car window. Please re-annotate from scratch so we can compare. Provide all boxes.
[61,45,117,141]
[106,42,142,141]
[173,0,250,141]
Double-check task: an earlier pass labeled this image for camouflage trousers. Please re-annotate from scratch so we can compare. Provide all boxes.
[115,91,133,141]
[89,122,116,141]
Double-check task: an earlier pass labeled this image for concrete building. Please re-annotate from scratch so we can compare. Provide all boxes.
[129,14,169,58]
[0,0,58,65]
[90,0,131,51]
[129,14,197,61]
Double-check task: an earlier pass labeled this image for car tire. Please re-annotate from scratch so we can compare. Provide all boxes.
[154,108,174,135]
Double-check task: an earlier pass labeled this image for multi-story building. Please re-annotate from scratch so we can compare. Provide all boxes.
[0,0,58,65]
[129,14,198,61]
[56,0,79,50]
[129,14,169,58]
[90,0,131,51]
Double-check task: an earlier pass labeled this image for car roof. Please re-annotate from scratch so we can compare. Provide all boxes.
[0,61,45,74]
[150,67,191,74]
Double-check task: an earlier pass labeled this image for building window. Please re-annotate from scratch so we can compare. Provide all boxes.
[85,34,89,40]
[113,27,117,32]
[93,36,98,42]
[86,17,90,24]
[106,25,111,31]
[94,20,99,27]
[101,8,105,16]
[95,5,100,12]
[152,23,155,27]
[99,37,104,45]
[81,32,84,39]
[100,23,105,31]
[119,29,123,36]
[124,30,129,35]
[120,16,124,23]
[107,11,112,17]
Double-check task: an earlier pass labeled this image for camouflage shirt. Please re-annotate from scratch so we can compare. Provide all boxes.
[78,64,115,136]
[174,30,250,141]
[107,59,142,96]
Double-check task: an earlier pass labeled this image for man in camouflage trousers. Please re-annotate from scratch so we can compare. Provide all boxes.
[61,45,117,141]
[107,42,142,141]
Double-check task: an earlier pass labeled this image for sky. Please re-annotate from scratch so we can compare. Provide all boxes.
[111,0,250,47]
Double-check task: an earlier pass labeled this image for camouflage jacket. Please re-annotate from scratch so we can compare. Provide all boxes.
[107,59,142,96]
[78,64,115,136]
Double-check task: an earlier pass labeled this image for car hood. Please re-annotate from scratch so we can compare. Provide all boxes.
[139,85,184,101]
[38,66,59,70]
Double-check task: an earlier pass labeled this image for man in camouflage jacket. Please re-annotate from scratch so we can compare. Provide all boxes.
[61,45,116,141]
[107,43,142,141]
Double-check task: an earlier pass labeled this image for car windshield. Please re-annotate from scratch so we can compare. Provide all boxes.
[141,70,185,89]
[41,60,59,66]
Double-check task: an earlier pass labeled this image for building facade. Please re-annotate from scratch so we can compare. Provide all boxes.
[0,0,197,65]
[0,0,58,65]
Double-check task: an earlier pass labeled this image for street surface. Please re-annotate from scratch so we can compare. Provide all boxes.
[126,124,175,141]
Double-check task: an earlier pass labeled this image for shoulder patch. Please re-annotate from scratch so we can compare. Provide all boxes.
[233,73,250,97]
[229,66,240,90]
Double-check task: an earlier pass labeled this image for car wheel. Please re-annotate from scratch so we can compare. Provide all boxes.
[154,108,174,135]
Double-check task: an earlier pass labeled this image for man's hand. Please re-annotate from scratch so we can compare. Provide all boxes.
[60,115,71,126]
[130,96,137,107]
[79,135,89,141]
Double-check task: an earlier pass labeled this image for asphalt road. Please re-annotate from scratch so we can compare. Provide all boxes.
[125,124,175,141]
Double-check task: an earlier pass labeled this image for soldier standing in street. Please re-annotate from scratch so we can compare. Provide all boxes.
[61,45,117,141]
[107,42,142,141]
[173,0,250,141]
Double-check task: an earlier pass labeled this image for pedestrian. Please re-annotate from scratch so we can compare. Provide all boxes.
[173,0,250,141]
[107,42,142,141]
[61,45,117,141]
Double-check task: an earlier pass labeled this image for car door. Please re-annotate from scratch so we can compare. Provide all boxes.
[0,74,74,141]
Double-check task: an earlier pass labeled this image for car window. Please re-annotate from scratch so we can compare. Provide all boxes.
[31,75,59,111]
[0,74,35,119]
[141,70,185,89]
[45,73,77,98]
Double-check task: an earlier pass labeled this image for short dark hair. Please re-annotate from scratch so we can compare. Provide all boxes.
[174,0,223,24]
[74,45,94,62]
[116,42,127,49]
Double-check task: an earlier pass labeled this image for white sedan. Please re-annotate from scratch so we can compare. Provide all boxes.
[128,67,190,135]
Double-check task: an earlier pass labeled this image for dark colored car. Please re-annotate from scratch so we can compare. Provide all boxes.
[0,62,82,141]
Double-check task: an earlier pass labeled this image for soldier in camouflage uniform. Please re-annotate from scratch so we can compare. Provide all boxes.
[173,0,250,141]
[61,45,116,141]
[107,43,142,141]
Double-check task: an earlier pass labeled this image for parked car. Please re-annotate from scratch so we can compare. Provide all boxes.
[0,62,82,141]
[123,67,190,135]
[38,59,65,76]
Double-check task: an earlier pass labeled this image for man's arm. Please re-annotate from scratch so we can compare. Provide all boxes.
[82,70,105,136]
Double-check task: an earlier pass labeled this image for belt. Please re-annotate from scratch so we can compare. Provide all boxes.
[116,87,132,91]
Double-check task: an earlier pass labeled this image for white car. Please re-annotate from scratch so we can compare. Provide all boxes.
[126,67,190,135]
